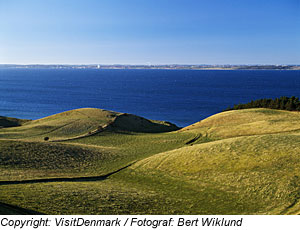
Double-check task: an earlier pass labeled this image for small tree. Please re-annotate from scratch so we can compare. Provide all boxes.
[44,136,49,141]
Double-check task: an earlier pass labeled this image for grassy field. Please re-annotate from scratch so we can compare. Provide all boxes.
[0,108,300,214]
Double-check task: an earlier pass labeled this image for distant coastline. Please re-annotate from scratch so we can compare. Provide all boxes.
[1,64,299,70]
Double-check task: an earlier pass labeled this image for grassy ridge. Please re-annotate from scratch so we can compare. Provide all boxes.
[0,108,178,141]
[0,108,300,214]
[0,108,117,140]
[180,108,300,140]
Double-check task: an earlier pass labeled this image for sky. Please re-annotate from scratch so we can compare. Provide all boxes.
[0,0,299,65]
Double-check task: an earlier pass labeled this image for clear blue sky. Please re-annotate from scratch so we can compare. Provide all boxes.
[0,0,299,65]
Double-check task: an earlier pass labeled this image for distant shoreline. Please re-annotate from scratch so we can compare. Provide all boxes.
[1,64,299,70]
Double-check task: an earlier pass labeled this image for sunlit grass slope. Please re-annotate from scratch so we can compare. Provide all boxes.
[0,108,117,140]
[0,108,300,214]
[115,108,300,214]
[180,108,300,140]
[123,133,300,214]
[0,130,192,181]
[0,108,186,181]
[0,108,179,141]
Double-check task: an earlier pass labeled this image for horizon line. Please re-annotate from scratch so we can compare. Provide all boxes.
[1,63,299,66]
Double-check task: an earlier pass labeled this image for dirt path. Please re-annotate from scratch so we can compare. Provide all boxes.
[185,134,201,145]
[0,163,133,186]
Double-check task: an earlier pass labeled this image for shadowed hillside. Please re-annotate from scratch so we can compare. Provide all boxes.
[110,113,178,133]
[0,116,30,128]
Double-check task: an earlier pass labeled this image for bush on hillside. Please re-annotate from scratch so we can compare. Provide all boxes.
[226,96,300,112]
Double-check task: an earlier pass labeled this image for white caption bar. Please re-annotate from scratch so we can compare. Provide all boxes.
[0,215,299,230]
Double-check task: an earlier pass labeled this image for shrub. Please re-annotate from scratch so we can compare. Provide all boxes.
[225,96,300,112]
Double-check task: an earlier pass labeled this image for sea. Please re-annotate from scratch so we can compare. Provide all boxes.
[0,68,299,127]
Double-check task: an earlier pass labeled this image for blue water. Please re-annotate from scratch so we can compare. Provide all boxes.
[0,68,299,127]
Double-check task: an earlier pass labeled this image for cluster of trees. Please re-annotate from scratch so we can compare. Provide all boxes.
[226,96,300,111]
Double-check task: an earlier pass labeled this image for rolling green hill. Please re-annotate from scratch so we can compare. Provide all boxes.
[0,108,182,181]
[0,108,178,141]
[0,108,299,214]
[180,108,300,139]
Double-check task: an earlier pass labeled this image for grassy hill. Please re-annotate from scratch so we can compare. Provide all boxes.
[0,108,299,214]
[0,108,182,181]
[180,108,300,139]
[124,133,300,214]
[0,108,178,141]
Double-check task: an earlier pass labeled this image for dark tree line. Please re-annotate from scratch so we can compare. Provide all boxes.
[226,96,300,112]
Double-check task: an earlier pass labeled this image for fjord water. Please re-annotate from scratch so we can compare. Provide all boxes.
[0,68,299,127]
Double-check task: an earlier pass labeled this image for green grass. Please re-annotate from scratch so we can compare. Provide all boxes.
[0,108,117,140]
[180,108,300,140]
[0,108,178,141]
[0,180,175,214]
[122,133,300,214]
[0,139,119,180]
[0,108,185,181]
[0,130,193,181]
[0,108,300,214]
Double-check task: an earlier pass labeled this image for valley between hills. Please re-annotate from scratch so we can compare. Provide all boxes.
[0,107,300,214]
